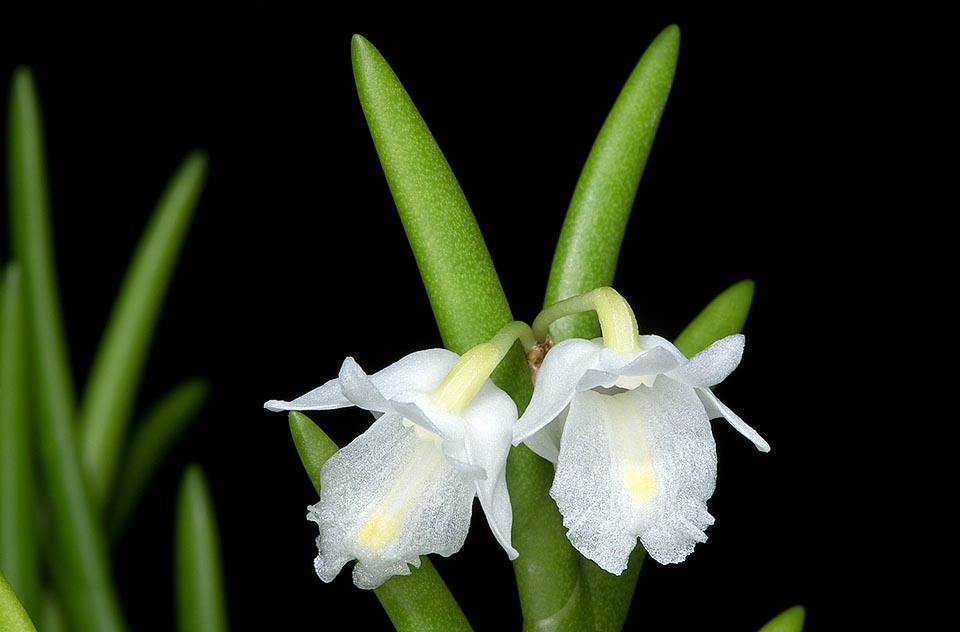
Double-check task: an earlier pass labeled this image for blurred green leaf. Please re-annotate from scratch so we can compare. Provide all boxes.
[673,279,755,357]
[1,570,38,632]
[289,411,473,632]
[1,264,40,617]
[758,605,805,632]
[544,25,680,345]
[8,65,127,632]
[175,465,229,632]
[79,151,208,507]
[352,35,590,630]
[108,378,209,540]
[7,65,76,436]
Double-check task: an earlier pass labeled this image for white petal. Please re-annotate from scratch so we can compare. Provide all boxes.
[551,378,720,571]
[309,412,475,589]
[513,338,602,445]
[550,391,639,575]
[669,334,744,388]
[520,410,566,464]
[461,380,519,559]
[368,348,460,399]
[338,356,392,412]
[696,386,771,452]
[578,345,680,391]
[263,375,350,412]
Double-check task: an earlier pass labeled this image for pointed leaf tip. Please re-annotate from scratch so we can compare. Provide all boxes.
[758,605,805,632]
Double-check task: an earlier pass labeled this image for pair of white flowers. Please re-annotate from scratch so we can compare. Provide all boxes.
[265,289,769,588]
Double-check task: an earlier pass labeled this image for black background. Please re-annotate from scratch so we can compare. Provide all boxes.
[3,4,913,630]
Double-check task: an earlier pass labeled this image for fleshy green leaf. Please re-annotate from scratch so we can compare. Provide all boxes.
[758,605,806,632]
[351,35,590,630]
[289,411,473,632]
[673,279,755,357]
[108,378,210,540]
[175,465,229,632]
[8,65,127,632]
[537,25,680,631]
[288,411,338,496]
[0,570,38,632]
[1,264,40,617]
[544,25,680,344]
[79,151,208,507]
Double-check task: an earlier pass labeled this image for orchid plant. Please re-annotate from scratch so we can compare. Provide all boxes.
[267,27,804,632]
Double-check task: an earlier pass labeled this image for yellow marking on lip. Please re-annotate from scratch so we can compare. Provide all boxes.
[358,511,402,552]
[624,461,657,504]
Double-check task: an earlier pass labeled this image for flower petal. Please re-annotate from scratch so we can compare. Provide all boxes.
[513,338,601,445]
[263,375,350,412]
[461,381,519,559]
[368,348,460,399]
[696,386,770,452]
[520,410,566,464]
[338,356,392,413]
[578,345,680,391]
[551,378,720,571]
[669,334,744,388]
[309,412,474,589]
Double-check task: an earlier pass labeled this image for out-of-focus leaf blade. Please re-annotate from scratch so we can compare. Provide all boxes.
[673,279,755,357]
[108,378,209,540]
[1,570,38,632]
[544,25,680,344]
[1,265,40,616]
[758,605,806,632]
[175,465,229,632]
[8,65,127,632]
[7,65,76,432]
[79,151,208,507]
[289,411,473,632]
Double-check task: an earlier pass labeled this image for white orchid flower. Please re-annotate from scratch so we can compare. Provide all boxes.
[266,335,524,589]
[513,288,769,574]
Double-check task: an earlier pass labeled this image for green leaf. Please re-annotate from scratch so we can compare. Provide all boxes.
[535,25,680,631]
[673,279,755,357]
[758,605,806,632]
[289,411,473,632]
[8,65,127,632]
[7,65,76,435]
[1,264,40,617]
[0,570,38,632]
[175,465,229,632]
[108,378,210,540]
[288,411,338,496]
[350,35,519,360]
[79,151,208,507]
[352,35,591,630]
[544,25,680,343]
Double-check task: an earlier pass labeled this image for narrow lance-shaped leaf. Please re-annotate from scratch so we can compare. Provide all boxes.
[758,605,806,632]
[7,65,76,437]
[80,151,208,507]
[544,25,680,342]
[108,378,210,540]
[1,265,40,616]
[351,36,589,631]
[289,412,473,632]
[0,571,38,632]
[175,465,229,632]
[8,66,127,632]
[537,25,681,632]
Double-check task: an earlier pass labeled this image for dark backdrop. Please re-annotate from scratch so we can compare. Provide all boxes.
[3,5,898,630]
